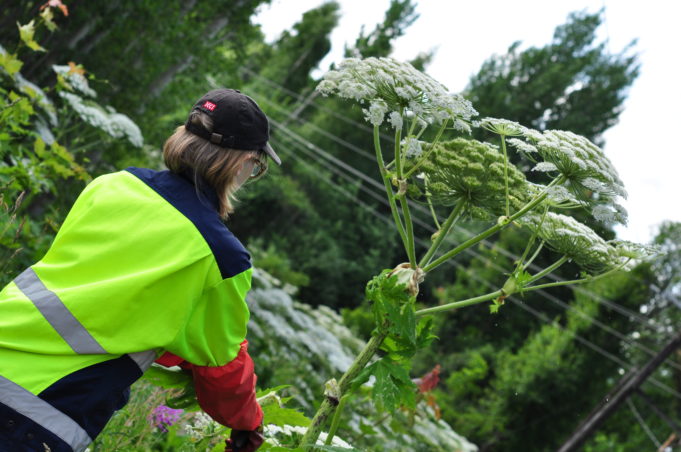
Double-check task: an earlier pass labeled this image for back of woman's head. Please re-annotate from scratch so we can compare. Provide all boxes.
[163,110,264,219]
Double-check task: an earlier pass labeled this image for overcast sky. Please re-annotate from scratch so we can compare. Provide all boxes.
[255,0,681,244]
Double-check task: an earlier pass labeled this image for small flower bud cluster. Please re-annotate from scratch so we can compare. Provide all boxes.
[317,57,477,130]
[512,128,627,224]
[401,137,427,158]
[415,138,532,219]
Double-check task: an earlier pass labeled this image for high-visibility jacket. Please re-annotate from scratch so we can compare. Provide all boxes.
[0,167,262,452]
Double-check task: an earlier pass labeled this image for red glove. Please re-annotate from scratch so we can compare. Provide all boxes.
[155,340,263,431]
[225,424,265,452]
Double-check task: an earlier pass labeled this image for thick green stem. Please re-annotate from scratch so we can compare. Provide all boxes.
[525,260,631,291]
[393,118,417,268]
[426,192,442,231]
[500,134,510,217]
[419,201,464,268]
[526,255,569,285]
[399,194,417,268]
[324,395,348,446]
[374,126,409,254]
[522,241,545,270]
[394,111,404,179]
[423,175,566,273]
[299,332,388,450]
[415,290,503,317]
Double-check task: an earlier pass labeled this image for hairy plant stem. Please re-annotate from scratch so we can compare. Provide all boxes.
[393,114,417,268]
[526,255,569,285]
[399,195,417,268]
[522,241,545,270]
[425,178,441,230]
[299,332,388,450]
[419,201,464,268]
[324,395,348,446]
[423,175,567,273]
[415,259,627,317]
[500,134,510,217]
[515,206,547,272]
[525,260,631,291]
[374,126,409,255]
[415,290,503,316]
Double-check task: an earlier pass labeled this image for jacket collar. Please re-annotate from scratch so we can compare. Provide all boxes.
[177,167,221,212]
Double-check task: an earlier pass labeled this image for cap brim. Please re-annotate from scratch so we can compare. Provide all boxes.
[263,142,281,166]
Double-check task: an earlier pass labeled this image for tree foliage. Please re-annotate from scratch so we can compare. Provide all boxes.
[465,10,639,146]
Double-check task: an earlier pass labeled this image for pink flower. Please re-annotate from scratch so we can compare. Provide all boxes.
[149,405,183,432]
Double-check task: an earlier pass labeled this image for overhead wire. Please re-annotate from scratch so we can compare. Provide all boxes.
[244,71,660,333]
[626,398,661,449]
[256,97,681,372]
[267,134,681,402]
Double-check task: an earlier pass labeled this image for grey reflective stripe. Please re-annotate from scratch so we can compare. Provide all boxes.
[128,350,156,372]
[0,375,92,451]
[14,267,107,355]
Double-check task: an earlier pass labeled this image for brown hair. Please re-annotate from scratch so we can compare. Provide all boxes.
[163,110,265,219]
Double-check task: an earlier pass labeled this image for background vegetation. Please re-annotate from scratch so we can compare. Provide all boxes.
[1,1,679,451]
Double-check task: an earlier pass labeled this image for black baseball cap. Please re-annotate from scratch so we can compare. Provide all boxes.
[185,89,281,165]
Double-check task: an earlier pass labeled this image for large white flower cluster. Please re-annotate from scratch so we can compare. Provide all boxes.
[317,57,477,130]
[59,92,143,147]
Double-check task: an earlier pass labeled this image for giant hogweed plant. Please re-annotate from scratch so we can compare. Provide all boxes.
[294,57,657,449]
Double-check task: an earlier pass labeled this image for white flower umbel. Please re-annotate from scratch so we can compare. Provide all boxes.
[522,212,619,272]
[480,117,526,136]
[519,129,628,224]
[401,137,426,159]
[507,137,538,155]
[52,64,97,98]
[317,57,477,129]
[59,92,144,147]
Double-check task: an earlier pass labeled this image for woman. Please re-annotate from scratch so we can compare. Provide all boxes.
[0,89,280,452]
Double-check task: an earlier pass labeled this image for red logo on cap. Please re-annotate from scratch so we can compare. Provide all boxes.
[202,101,217,111]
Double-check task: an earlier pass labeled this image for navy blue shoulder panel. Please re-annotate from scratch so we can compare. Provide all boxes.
[125,167,251,279]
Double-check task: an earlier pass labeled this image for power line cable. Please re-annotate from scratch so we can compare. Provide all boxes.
[626,398,662,449]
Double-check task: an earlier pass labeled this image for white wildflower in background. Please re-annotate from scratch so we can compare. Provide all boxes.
[187,412,220,440]
[264,424,354,448]
[52,64,97,97]
[59,92,143,147]
[317,57,477,129]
